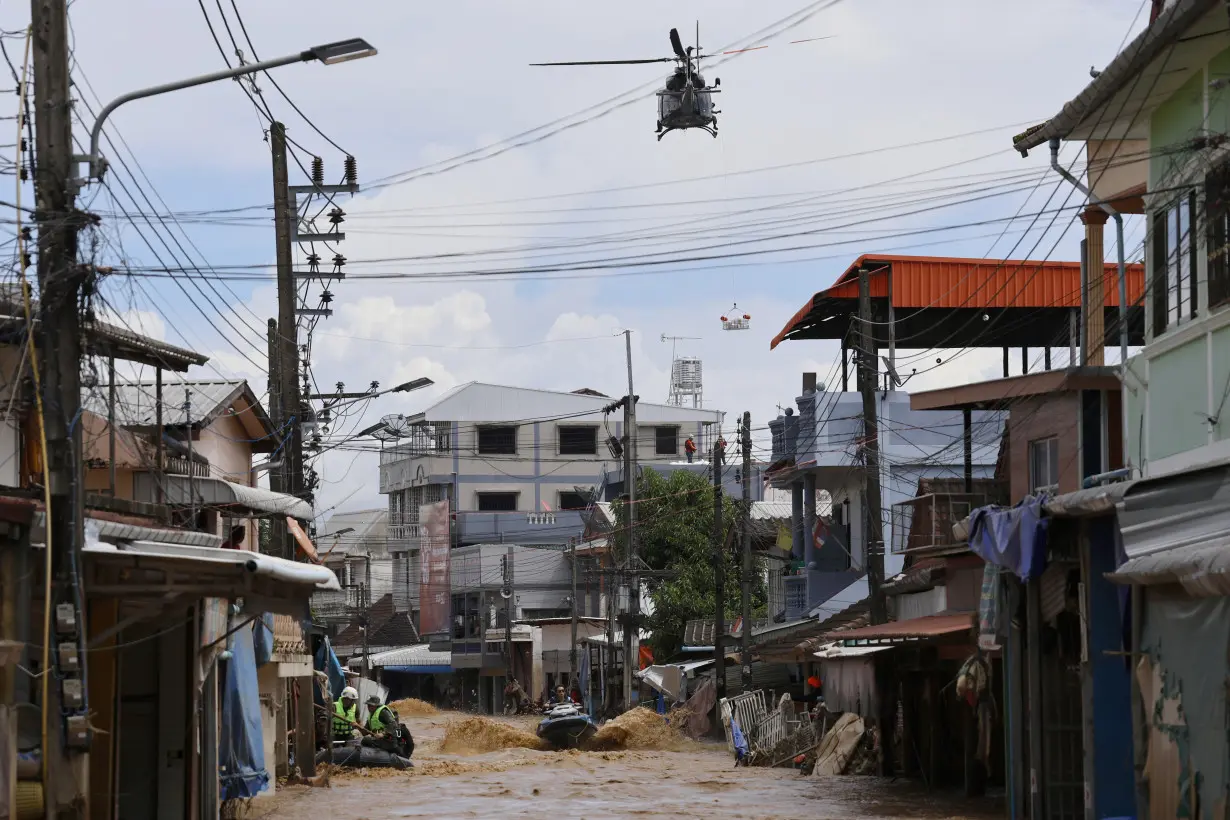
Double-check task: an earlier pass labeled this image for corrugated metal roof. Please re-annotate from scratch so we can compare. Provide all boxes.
[82,380,261,429]
[832,612,974,642]
[367,644,451,668]
[813,642,893,659]
[750,501,791,521]
[409,382,723,425]
[771,254,1145,350]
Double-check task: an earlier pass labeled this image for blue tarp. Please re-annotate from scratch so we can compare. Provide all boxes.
[220,624,269,800]
[313,638,346,706]
[968,496,1049,580]
[384,665,452,675]
[253,614,274,666]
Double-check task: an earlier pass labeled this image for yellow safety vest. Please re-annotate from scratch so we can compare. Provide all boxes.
[332,700,357,739]
[368,704,394,734]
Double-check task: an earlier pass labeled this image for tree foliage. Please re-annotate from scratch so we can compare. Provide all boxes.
[611,467,766,660]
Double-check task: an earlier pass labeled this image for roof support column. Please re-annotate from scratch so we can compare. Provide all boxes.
[1082,208,1109,366]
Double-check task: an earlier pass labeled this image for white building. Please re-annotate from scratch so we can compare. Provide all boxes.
[378,382,727,550]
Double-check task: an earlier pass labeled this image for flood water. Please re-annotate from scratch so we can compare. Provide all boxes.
[252,710,1005,820]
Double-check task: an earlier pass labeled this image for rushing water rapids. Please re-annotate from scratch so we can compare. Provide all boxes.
[252,711,1005,820]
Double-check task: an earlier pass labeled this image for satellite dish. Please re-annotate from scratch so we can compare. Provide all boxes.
[380,413,412,438]
[371,426,401,442]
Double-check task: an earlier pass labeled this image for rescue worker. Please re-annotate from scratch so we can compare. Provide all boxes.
[366,695,415,758]
[684,435,697,462]
[366,695,397,735]
[332,686,360,742]
[715,436,727,464]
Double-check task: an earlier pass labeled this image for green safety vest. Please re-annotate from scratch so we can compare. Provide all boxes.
[332,700,357,739]
[368,704,395,734]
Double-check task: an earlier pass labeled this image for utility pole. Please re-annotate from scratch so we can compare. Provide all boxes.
[185,388,195,526]
[712,444,726,702]
[271,122,304,560]
[31,0,92,805]
[857,269,887,626]
[569,538,578,683]
[621,329,637,709]
[502,551,514,688]
[740,412,753,686]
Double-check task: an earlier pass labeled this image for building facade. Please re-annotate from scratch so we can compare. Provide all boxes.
[768,377,1002,620]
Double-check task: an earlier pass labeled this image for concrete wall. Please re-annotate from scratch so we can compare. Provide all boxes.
[538,622,605,653]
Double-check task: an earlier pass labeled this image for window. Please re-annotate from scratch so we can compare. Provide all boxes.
[476,492,518,512]
[558,425,598,455]
[434,424,452,452]
[559,491,591,511]
[1028,436,1060,493]
[477,425,517,455]
[1152,192,1197,336]
[1206,163,1230,309]
[654,426,679,456]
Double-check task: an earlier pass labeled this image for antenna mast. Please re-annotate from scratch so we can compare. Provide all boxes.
[661,333,703,408]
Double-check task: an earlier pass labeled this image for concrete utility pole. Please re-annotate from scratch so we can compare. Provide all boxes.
[502,551,514,688]
[271,122,304,560]
[360,556,371,683]
[185,388,195,525]
[740,412,753,684]
[569,538,579,683]
[712,444,726,701]
[857,269,887,626]
[31,0,92,802]
[621,329,638,708]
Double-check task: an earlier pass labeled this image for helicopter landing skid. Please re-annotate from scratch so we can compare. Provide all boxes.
[657,125,718,141]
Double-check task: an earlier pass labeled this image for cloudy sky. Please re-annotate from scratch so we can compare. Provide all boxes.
[4,0,1150,516]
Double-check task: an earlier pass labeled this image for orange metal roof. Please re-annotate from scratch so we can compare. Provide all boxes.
[770,253,1145,350]
[830,612,975,642]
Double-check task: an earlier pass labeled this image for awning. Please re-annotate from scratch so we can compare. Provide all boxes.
[81,538,340,617]
[1109,535,1230,596]
[813,642,893,659]
[830,612,974,644]
[161,475,312,520]
[1109,461,1230,595]
[364,644,452,670]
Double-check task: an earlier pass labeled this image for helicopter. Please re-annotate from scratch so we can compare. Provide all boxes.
[532,25,720,141]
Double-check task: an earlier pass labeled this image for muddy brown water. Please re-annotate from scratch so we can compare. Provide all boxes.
[250,712,1005,820]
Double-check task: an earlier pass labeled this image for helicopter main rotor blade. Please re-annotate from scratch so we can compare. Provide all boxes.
[669,28,687,61]
[529,57,675,66]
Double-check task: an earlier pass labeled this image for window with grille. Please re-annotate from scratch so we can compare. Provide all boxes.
[558,426,598,455]
[1152,191,1197,336]
[477,425,517,455]
[654,426,679,456]
[1029,436,1060,493]
[1207,163,1230,310]
[477,492,518,512]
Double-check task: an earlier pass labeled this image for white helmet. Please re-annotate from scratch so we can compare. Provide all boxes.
[341,686,358,700]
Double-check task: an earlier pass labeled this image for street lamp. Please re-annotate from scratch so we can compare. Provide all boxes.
[83,38,378,180]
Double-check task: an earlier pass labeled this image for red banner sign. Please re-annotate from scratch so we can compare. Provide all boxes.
[418,500,451,636]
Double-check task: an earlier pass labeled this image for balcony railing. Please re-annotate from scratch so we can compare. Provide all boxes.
[164,452,210,478]
[890,492,988,554]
